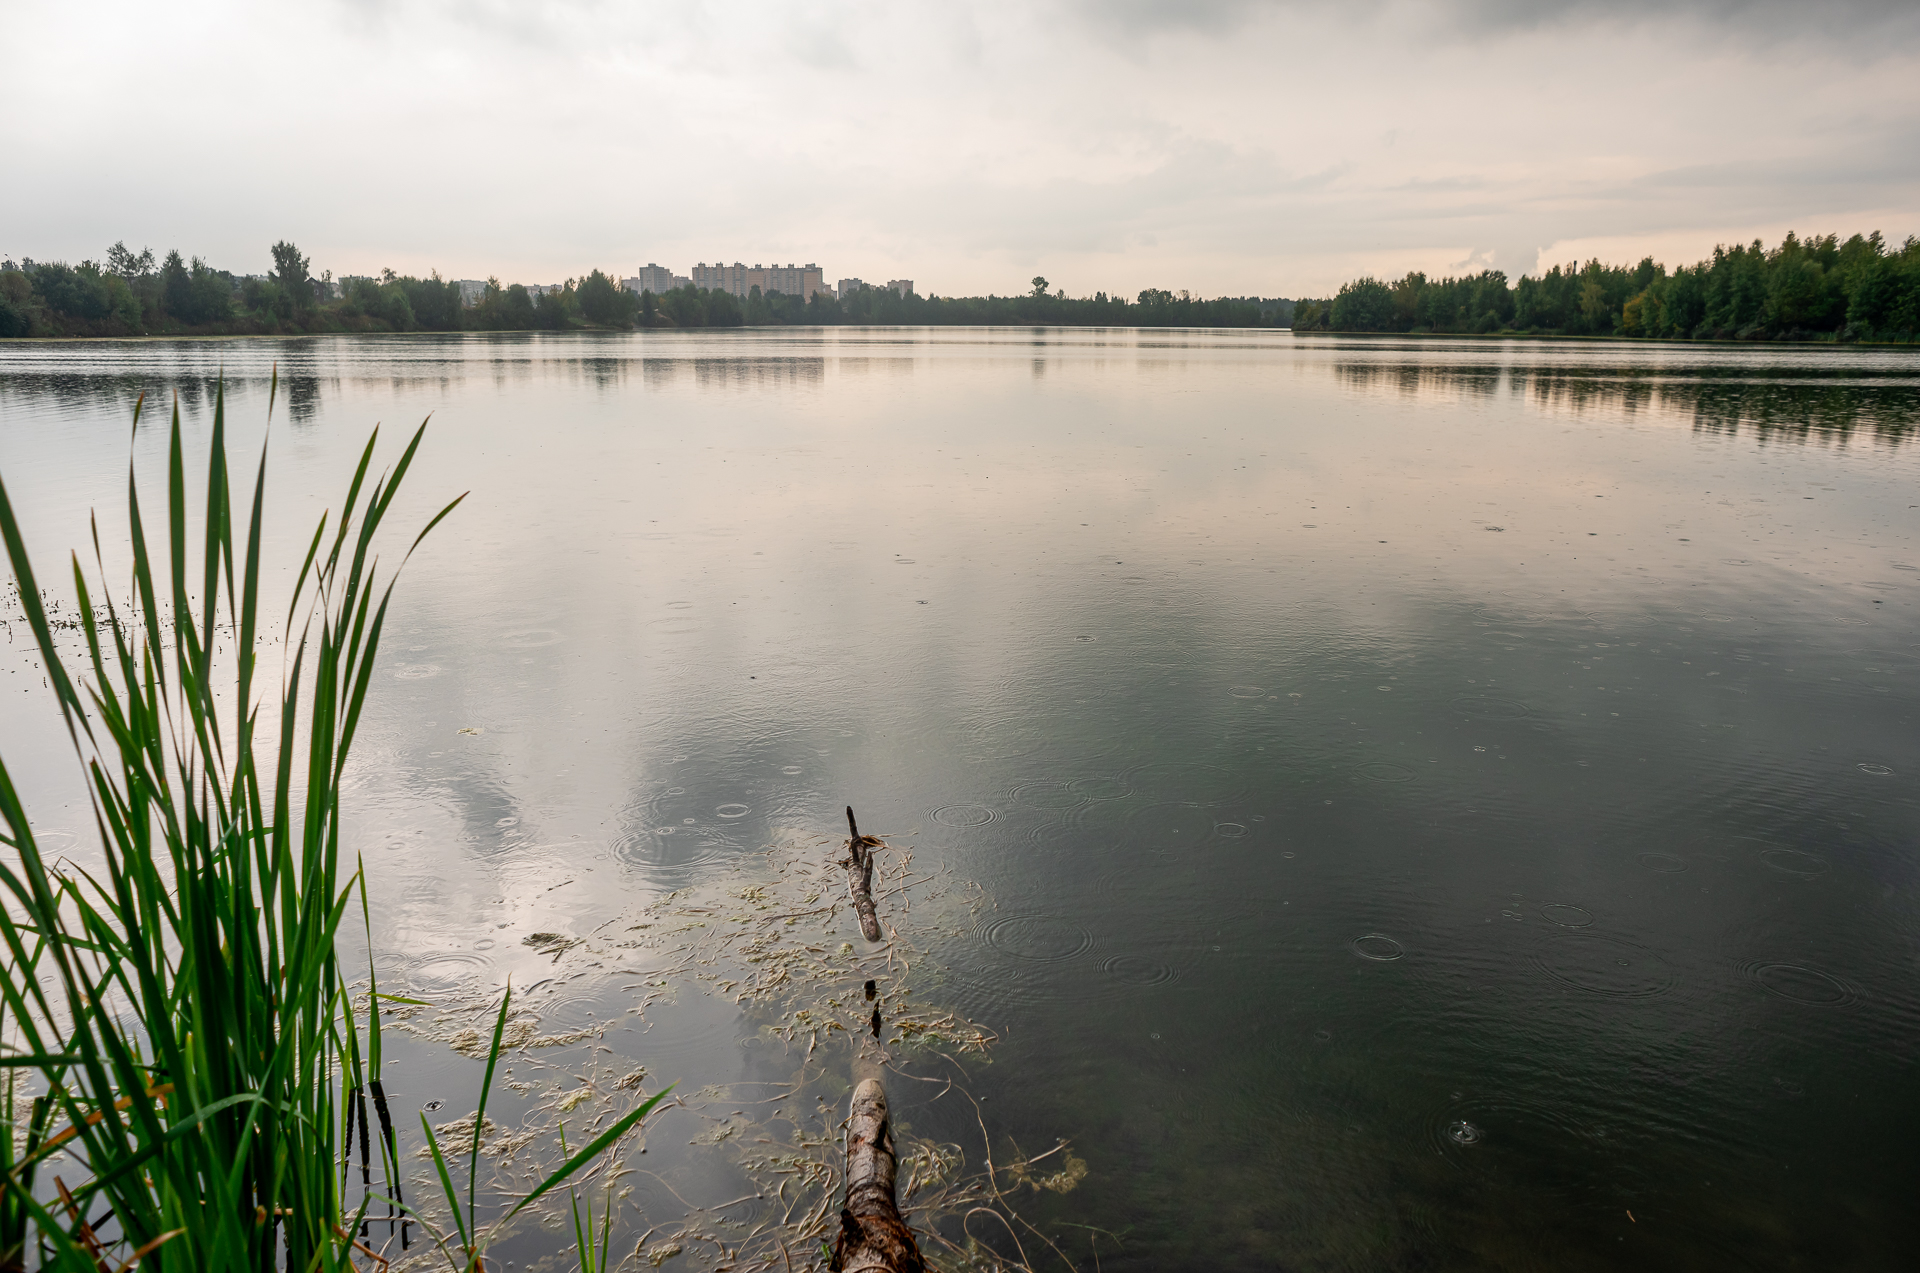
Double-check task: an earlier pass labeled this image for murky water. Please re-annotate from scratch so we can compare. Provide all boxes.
[3,330,1918,1270]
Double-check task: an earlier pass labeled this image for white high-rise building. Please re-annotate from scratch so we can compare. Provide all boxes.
[692,261,828,301]
[629,263,678,294]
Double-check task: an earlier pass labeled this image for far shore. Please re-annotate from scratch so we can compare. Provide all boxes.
[4,325,1917,349]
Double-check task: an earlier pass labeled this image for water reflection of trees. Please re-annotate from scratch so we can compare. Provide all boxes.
[1330,360,1918,446]
[0,369,325,425]
[1,354,853,422]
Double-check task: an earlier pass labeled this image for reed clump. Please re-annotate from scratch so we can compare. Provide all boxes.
[0,381,657,1273]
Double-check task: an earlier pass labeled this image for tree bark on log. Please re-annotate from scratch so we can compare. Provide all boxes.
[843,806,883,942]
[831,1078,926,1273]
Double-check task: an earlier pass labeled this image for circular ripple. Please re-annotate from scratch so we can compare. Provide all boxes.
[1537,933,1672,997]
[1213,822,1248,838]
[1351,934,1405,961]
[715,803,750,819]
[1449,695,1530,719]
[1101,954,1177,987]
[1356,761,1415,782]
[1638,852,1687,873]
[1418,1093,1614,1173]
[1012,781,1082,811]
[1760,847,1829,877]
[1229,685,1267,699]
[933,804,995,827]
[1072,775,1133,801]
[1540,903,1594,928]
[609,828,738,875]
[1747,962,1858,1006]
[1857,763,1894,776]
[394,664,442,680]
[502,629,563,648]
[982,914,1094,962]
[405,950,494,990]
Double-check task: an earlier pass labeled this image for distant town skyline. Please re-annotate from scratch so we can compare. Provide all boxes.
[4,1,1918,296]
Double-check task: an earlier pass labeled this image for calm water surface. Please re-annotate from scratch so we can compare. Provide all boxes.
[3,330,1917,1270]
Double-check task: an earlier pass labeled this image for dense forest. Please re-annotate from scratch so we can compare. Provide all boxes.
[1,247,1286,337]
[1292,231,1920,342]
[682,277,1281,328]
[0,240,645,338]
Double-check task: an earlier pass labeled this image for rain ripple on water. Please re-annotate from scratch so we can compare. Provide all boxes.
[1355,761,1416,782]
[932,803,995,827]
[1760,847,1829,877]
[1535,933,1673,998]
[1744,961,1859,1007]
[1351,934,1405,961]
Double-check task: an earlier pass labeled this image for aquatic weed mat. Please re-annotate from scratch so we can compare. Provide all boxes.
[376,829,1091,1272]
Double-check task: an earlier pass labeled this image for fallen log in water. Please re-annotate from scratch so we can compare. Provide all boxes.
[832,1078,927,1273]
[843,805,883,942]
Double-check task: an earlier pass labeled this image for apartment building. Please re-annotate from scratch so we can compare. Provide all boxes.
[627,263,680,295]
[691,261,828,301]
[838,278,913,300]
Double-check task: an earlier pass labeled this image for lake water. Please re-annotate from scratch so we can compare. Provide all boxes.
[2,329,1917,1270]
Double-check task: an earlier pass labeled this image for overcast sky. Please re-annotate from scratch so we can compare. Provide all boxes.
[5,0,1918,297]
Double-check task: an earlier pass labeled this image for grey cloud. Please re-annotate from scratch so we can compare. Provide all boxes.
[4,0,1917,297]
[1069,0,1920,44]
[1073,0,1265,36]
[1440,0,1920,34]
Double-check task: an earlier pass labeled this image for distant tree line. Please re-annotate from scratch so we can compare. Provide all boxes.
[1291,232,1920,342]
[0,239,641,338]
[640,276,1285,329]
[2,249,1290,337]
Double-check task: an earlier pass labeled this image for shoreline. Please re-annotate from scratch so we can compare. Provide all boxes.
[1285,328,1920,349]
[2,325,1916,349]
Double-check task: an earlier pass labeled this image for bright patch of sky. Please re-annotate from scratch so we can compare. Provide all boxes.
[4,0,1917,296]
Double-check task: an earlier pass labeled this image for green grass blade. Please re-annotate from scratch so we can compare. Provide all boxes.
[501,1085,673,1224]
[417,1113,472,1257]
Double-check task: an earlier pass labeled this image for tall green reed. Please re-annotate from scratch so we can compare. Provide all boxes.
[412,985,668,1273]
[0,378,460,1272]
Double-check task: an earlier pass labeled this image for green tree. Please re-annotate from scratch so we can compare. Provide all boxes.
[1330,277,1395,331]
[704,287,743,326]
[105,241,155,279]
[0,267,29,336]
[1031,276,1049,298]
[501,283,537,329]
[270,240,314,310]
[533,282,579,330]
[576,269,639,328]
[160,249,193,319]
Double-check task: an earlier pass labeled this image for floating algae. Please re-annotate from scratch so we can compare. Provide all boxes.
[378,829,1076,1273]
